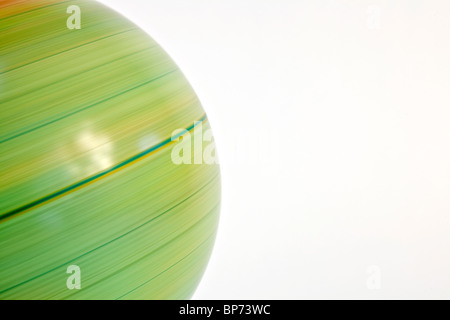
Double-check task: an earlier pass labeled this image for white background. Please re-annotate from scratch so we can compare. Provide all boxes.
[98,0,450,299]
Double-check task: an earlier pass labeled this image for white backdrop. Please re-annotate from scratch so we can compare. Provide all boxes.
[98,0,450,299]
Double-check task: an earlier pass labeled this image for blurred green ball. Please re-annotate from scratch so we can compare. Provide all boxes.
[0,0,220,300]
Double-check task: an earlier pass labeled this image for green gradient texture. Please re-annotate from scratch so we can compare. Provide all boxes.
[0,0,220,299]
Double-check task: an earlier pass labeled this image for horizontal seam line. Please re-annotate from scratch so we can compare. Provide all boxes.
[0,114,207,222]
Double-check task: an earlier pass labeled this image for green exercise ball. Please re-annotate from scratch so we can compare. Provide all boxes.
[0,0,220,300]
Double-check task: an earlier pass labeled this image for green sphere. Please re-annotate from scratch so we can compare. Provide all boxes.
[0,0,220,299]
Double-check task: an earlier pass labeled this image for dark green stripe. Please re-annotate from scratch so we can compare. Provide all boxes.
[0,114,206,221]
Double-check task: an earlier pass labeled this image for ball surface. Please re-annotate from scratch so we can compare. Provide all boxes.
[0,0,220,299]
